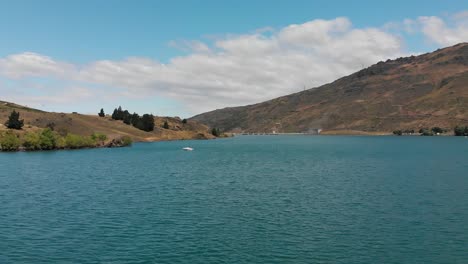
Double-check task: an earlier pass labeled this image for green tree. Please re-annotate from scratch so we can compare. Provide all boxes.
[131,113,140,127]
[0,131,21,151]
[5,110,24,129]
[162,120,169,129]
[122,110,132,125]
[117,106,124,120]
[140,114,155,131]
[111,106,124,120]
[110,107,155,132]
[111,108,118,120]
[98,108,105,117]
[182,119,187,124]
[211,127,220,137]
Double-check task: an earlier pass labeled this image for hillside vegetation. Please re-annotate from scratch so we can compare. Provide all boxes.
[0,102,214,142]
[191,43,468,134]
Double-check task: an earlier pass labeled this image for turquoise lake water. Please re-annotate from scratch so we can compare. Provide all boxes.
[0,135,467,263]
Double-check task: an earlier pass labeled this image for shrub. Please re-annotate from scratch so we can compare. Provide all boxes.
[23,131,42,150]
[39,128,57,150]
[0,131,21,151]
[121,136,132,146]
[182,119,187,124]
[393,130,402,136]
[420,128,434,136]
[56,136,67,149]
[91,132,107,142]
[431,127,444,134]
[64,134,95,149]
[403,129,414,134]
[454,126,468,136]
[1,129,124,151]
[108,136,133,147]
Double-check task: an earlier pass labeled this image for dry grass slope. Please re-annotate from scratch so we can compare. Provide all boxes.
[191,43,468,134]
[0,102,214,142]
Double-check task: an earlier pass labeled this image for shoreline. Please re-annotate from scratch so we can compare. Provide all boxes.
[2,133,465,152]
[0,134,219,152]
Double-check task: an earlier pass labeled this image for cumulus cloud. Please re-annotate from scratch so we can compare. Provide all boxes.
[0,52,75,79]
[2,13,464,115]
[395,11,468,46]
[418,15,468,46]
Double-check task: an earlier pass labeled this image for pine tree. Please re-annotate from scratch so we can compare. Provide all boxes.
[5,110,24,129]
[141,114,155,131]
[211,127,220,137]
[98,108,105,117]
[122,110,131,124]
[162,120,169,129]
[112,106,124,120]
[111,108,118,120]
[131,113,140,127]
[117,106,123,120]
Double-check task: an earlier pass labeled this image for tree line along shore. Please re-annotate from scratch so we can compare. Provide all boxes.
[1,108,466,152]
[0,107,223,152]
[0,110,132,152]
[392,126,468,136]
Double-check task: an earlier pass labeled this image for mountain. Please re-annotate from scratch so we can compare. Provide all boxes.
[0,102,214,141]
[191,43,468,134]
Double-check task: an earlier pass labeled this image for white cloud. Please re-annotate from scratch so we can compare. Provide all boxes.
[0,52,75,79]
[396,11,468,46]
[2,13,465,115]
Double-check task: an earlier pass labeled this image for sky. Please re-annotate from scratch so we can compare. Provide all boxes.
[0,0,467,117]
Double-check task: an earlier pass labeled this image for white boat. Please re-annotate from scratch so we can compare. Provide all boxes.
[182,147,194,151]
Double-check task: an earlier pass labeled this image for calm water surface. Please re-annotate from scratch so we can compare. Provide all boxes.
[0,136,467,263]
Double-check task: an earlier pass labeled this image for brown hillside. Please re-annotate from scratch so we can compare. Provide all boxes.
[191,43,468,133]
[0,102,214,141]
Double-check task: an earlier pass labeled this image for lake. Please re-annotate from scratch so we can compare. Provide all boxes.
[0,136,467,263]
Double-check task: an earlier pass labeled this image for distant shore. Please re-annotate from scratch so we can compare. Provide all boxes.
[232,130,464,136]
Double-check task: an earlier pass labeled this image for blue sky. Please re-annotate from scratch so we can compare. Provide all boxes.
[0,0,467,116]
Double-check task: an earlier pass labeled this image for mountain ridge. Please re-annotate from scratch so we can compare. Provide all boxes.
[191,43,468,133]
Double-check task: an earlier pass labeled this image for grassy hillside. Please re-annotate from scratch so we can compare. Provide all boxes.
[191,43,468,134]
[0,102,214,141]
